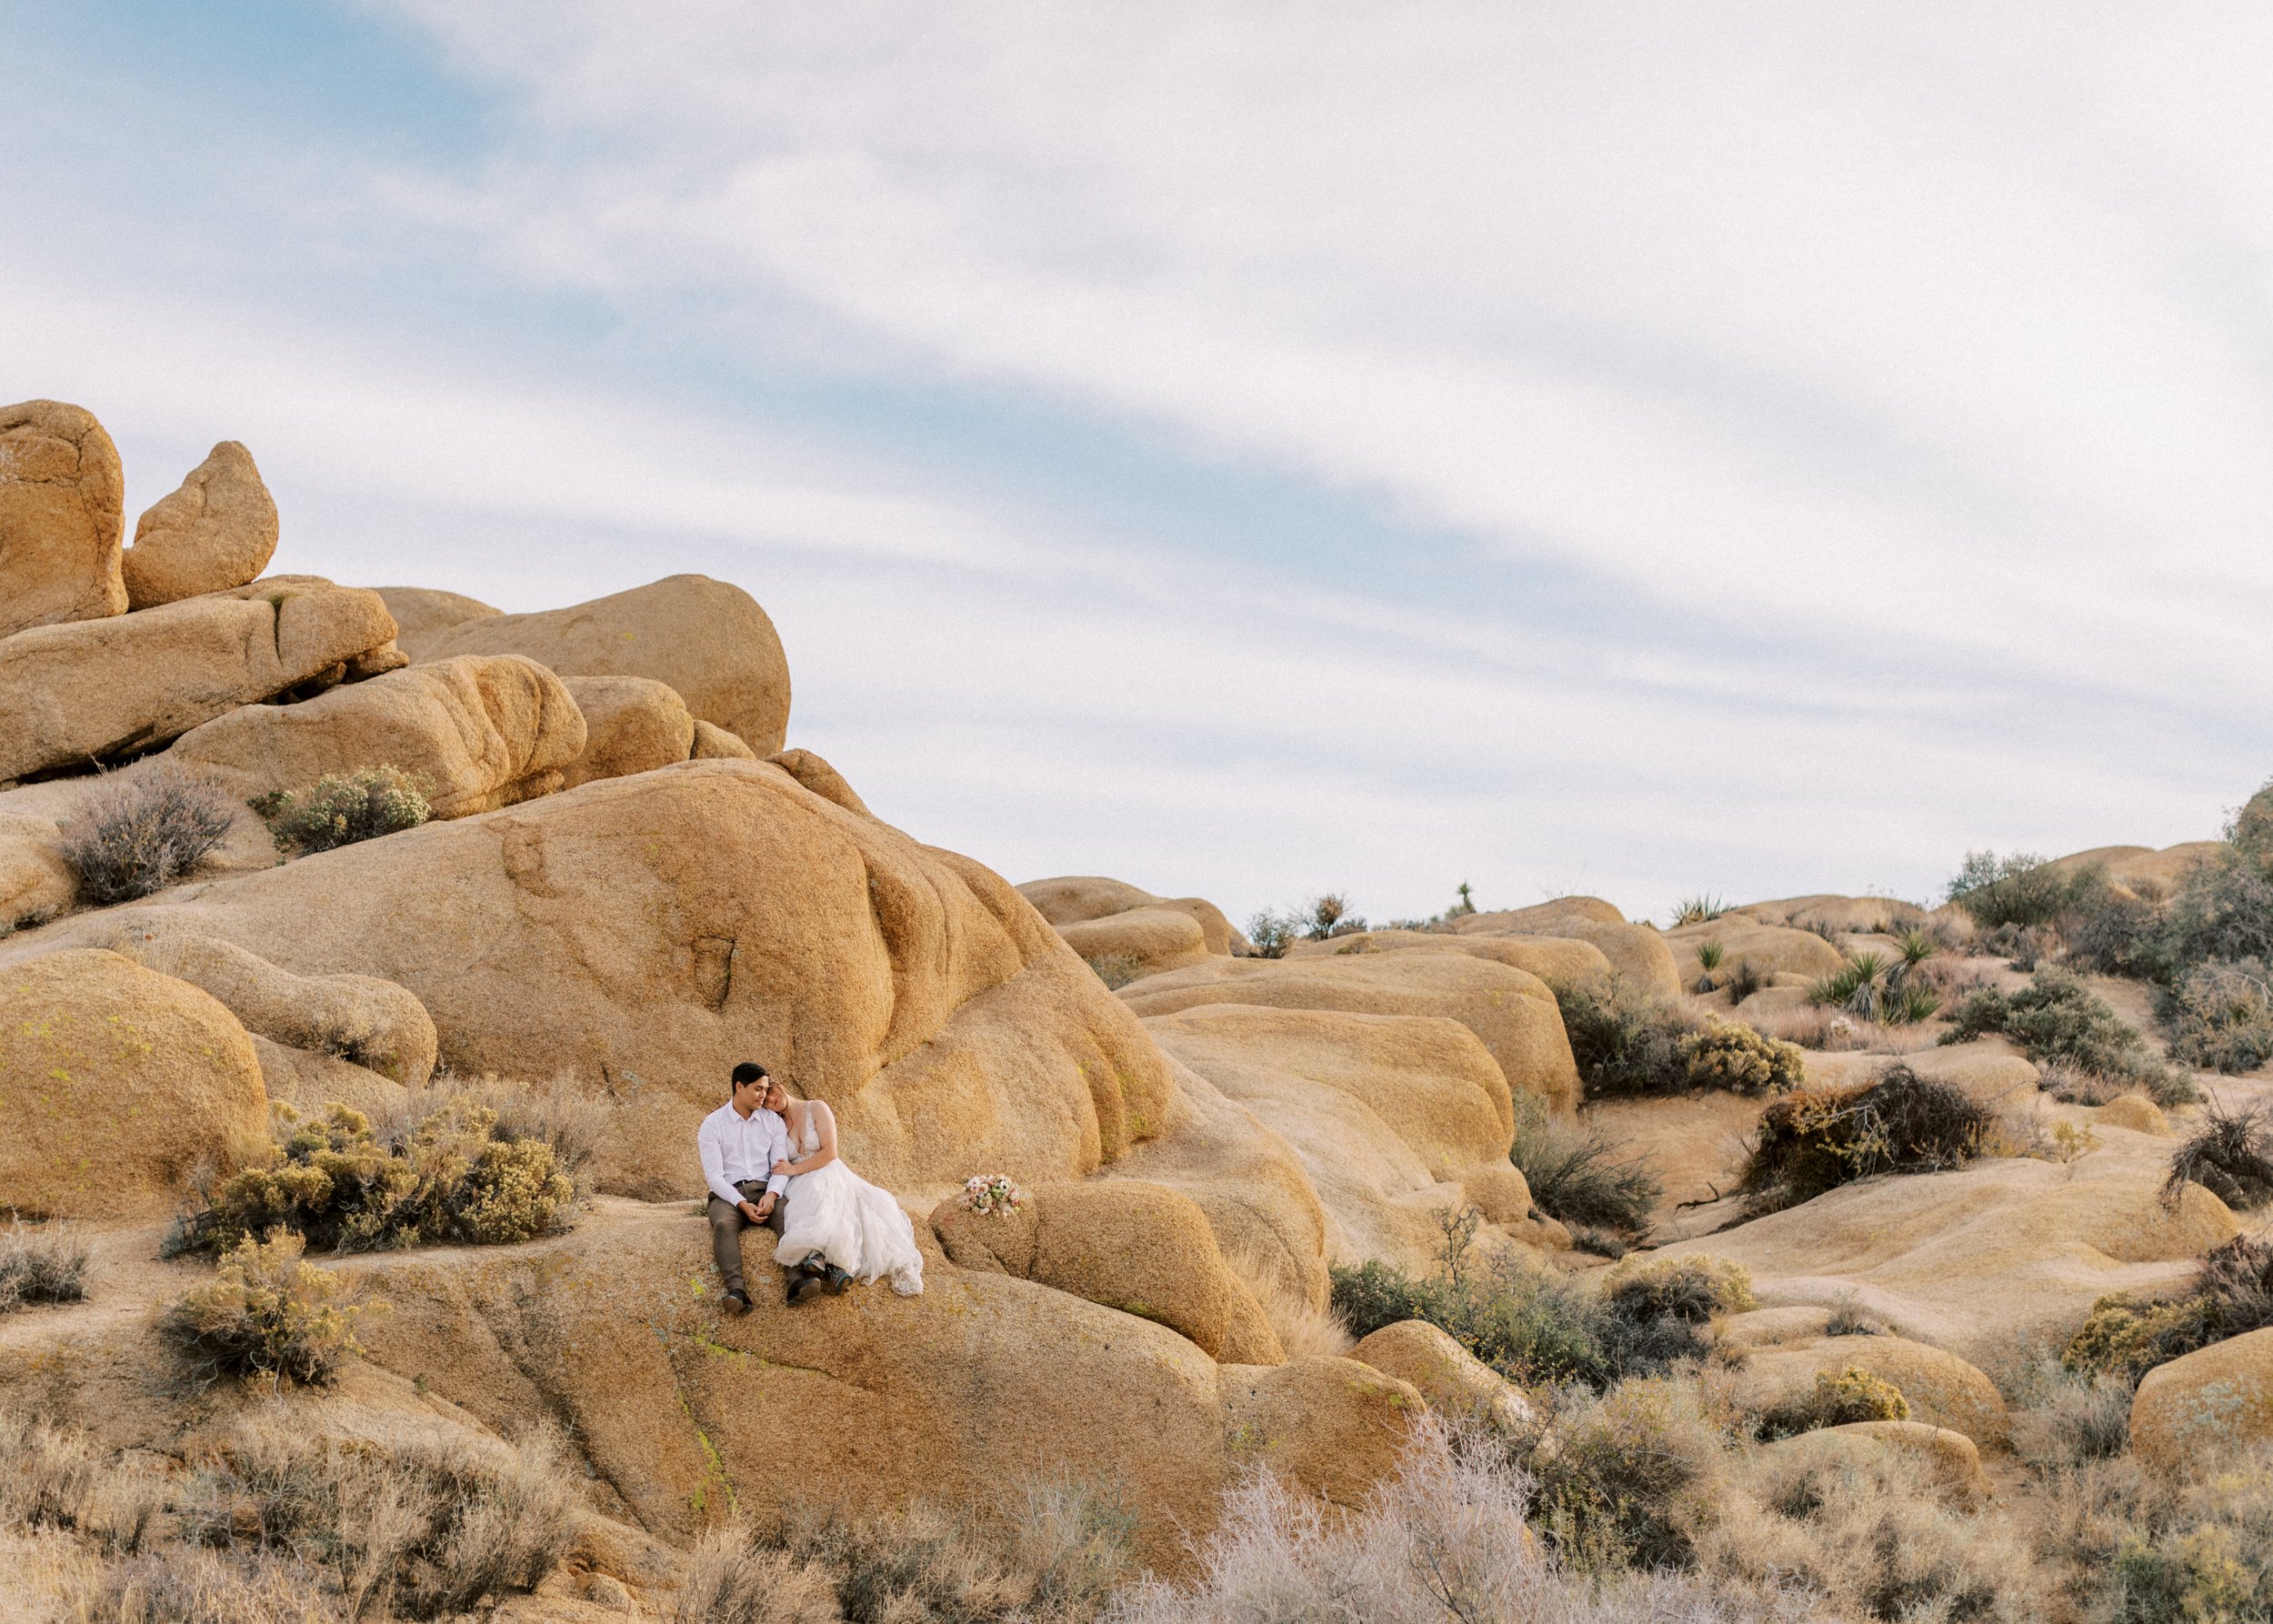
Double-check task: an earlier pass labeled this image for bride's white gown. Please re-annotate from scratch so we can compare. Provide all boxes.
[773,1102,924,1296]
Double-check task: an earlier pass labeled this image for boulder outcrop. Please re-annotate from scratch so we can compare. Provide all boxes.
[3,759,1173,1204]
[0,809,75,927]
[1287,927,1613,988]
[1020,876,1241,959]
[1119,953,1575,1118]
[119,441,279,608]
[928,1179,1282,1362]
[398,575,791,756]
[0,948,267,1217]
[1351,1319,1536,1435]
[0,576,402,782]
[1757,1420,1990,1507]
[370,586,501,639]
[1667,916,1846,986]
[169,654,584,817]
[691,720,756,760]
[1730,1334,2010,1446]
[768,747,872,816]
[1450,896,1681,997]
[2130,1325,2273,1469]
[557,675,696,790]
[0,399,125,639]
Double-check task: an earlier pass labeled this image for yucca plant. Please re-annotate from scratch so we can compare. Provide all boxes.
[1810,949,1938,1027]
[1692,939,1726,994]
[1670,894,1727,927]
[1898,929,1938,968]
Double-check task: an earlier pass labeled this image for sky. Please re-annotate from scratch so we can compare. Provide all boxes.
[5,3,2271,927]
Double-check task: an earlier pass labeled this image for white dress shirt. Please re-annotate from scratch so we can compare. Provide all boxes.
[697,1100,792,1208]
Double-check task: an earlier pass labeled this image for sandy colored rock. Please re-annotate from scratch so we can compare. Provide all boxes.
[929,1179,1282,1362]
[115,927,438,1086]
[0,810,74,928]
[1730,895,1932,934]
[400,574,791,756]
[0,400,125,639]
[1219,1357,1425,1509]
[120,442,278,609]
[1060,906,1215,980]
[170,654,583,819]
[1733,1334,2010,1446]
[2046,841,2223,900]
[1667,916,1846,986]
[2096,1093,2171,1136]
[345,1201,1406,1566]
[1145,1005,1522,1274]
[2131,1324,2273,1469]
[1020,876,1241,958]
[691,720,756,760]
[557,675,695,790]
[1452,897,1681,997]
[2,759,1173,1206]
[370,586,501,639]
[1352,1319,1536,1435]
[0,948,266,1217]
[1656,1153,2238,1361]
[0,576,400,782]
[767,747,872,817]
[1287,927,1614,989]
[1759,1420,1990,1507]
[1800,1044,2040,1111]
[1462,1163,1534,1224]
[251,1034,410,1125]
[1121,951,1572,1120]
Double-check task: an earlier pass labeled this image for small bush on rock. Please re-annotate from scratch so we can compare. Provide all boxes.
[2163,1102,2273,1211]
[0,1220,88,1312]
[1739,1065,1993,1213]
[1756,1367,1910,1440]
[259,766,429,855]
[2165,958,2273,1073]
[1605,1257,1757,1328]
[1554,978,1697,1097]
[1509,1094,1662,1237]
[186,1098,576,1256]
[1676,1023,1807,1096]
[161,1231,364,1387]
[58,764,236,905]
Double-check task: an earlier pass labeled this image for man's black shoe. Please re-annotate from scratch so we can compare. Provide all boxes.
[786,1272,815,1306]
[824,1263,853,1295]
[724,1288,751,1315]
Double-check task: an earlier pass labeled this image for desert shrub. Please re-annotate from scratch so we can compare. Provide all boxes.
[185,1098,576,1256]
[2163,1102,2273,1210]
[1604,1257,1757,1327]
[1554,977,1697,1097]
[1947,850,2071,929]
[1526,1377,1730,1573]
[58,763,237,906]
[1706,1441,2039,1621]
[160,1231,365,1386]
[2164,958,2273,1073]
[1945,967,2194,1101]
[1676,1023,1807,1097]
[182,1418,581,1619]
[0,1409,165,1556]
[2009,1362,2132,1470]
[1222,1239,1354,1361]
[1086,952,1145,990]
[2028,1439,2273,1624]
[87,1549,343,1624]
[2158,779,2273,976]
[1725,960,1765,1005]
[1979,920,2055,969]
[1739,1065,1992,1213]
[2063,1238,2273,1383]
[1510,1095,1662,1236]
[674,1531,839,1624]
[2062,877,2169,979]
[260,766,429,855]
[0,1220,88,1312]
[1755,1368,1910,1441]
[1244,909,1297,958]
[1670,895,1728,926]
[1822,1295,1885,1338]
[1809,949,1943,1027]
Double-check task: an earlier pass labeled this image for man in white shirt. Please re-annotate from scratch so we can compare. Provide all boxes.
[699,1060,793,1312]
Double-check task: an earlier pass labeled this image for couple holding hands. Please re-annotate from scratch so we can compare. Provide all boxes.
[697,1060,926,1310]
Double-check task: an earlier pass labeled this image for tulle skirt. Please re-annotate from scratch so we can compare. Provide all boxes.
[774,1160,925,1295]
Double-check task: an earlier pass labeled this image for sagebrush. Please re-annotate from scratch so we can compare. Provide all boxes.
[259,766,430,854]
[58,764,237,906]
[160,1230,365,1386]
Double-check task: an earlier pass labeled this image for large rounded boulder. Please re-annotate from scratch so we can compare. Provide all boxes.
[0,399,125,639]
[120,441,280,609]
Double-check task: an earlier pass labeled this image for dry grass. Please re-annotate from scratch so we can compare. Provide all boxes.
[1223,1240,1353,1361]
[0,1220,89,1313]
[59,763,237,906]
[0,1409,167,1559]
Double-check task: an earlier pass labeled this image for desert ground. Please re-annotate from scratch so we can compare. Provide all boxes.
[5,399,2273,1622]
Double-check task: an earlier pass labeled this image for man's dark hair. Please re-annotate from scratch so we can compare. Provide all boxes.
[730,1061,770,1097]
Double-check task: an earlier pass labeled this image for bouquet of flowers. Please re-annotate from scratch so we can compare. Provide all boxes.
[959,1173,1026,1217]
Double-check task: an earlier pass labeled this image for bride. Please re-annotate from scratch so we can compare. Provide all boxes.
[764,1078,925,1301]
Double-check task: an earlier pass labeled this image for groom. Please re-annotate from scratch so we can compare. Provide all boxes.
[697,1060,793,1314]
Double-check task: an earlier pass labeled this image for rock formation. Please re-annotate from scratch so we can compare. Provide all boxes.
[0,399,125,639]
[120,440,279,608]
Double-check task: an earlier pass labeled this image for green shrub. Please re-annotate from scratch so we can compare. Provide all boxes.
[2165,958,2273,1073]
[1509,1094,1661,1236]
[1604,1256,1757,1326]
[58,764,237,906]
[1555,977,1696,1096]
[1810,949,1941,1026]
[0,1219,87,1312]
[2062,875,2169,979]
[2163,1104,2273,1212]
[259,766,430,854]
[2063,1238,2273,1383]
[1739,1064,1992,1213]
[1677,1022,1807,1096]
[1945,967,2194,1102]
[161,1231,365,1387]
[1244,909,1297,958]
[1526,1376,1728,1572]
[1756,1367,1910,1440]
[1947,850,2075,928]
[185,1098,575,1256]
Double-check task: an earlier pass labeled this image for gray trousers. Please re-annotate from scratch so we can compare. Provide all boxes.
[707,1180,785,1294]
